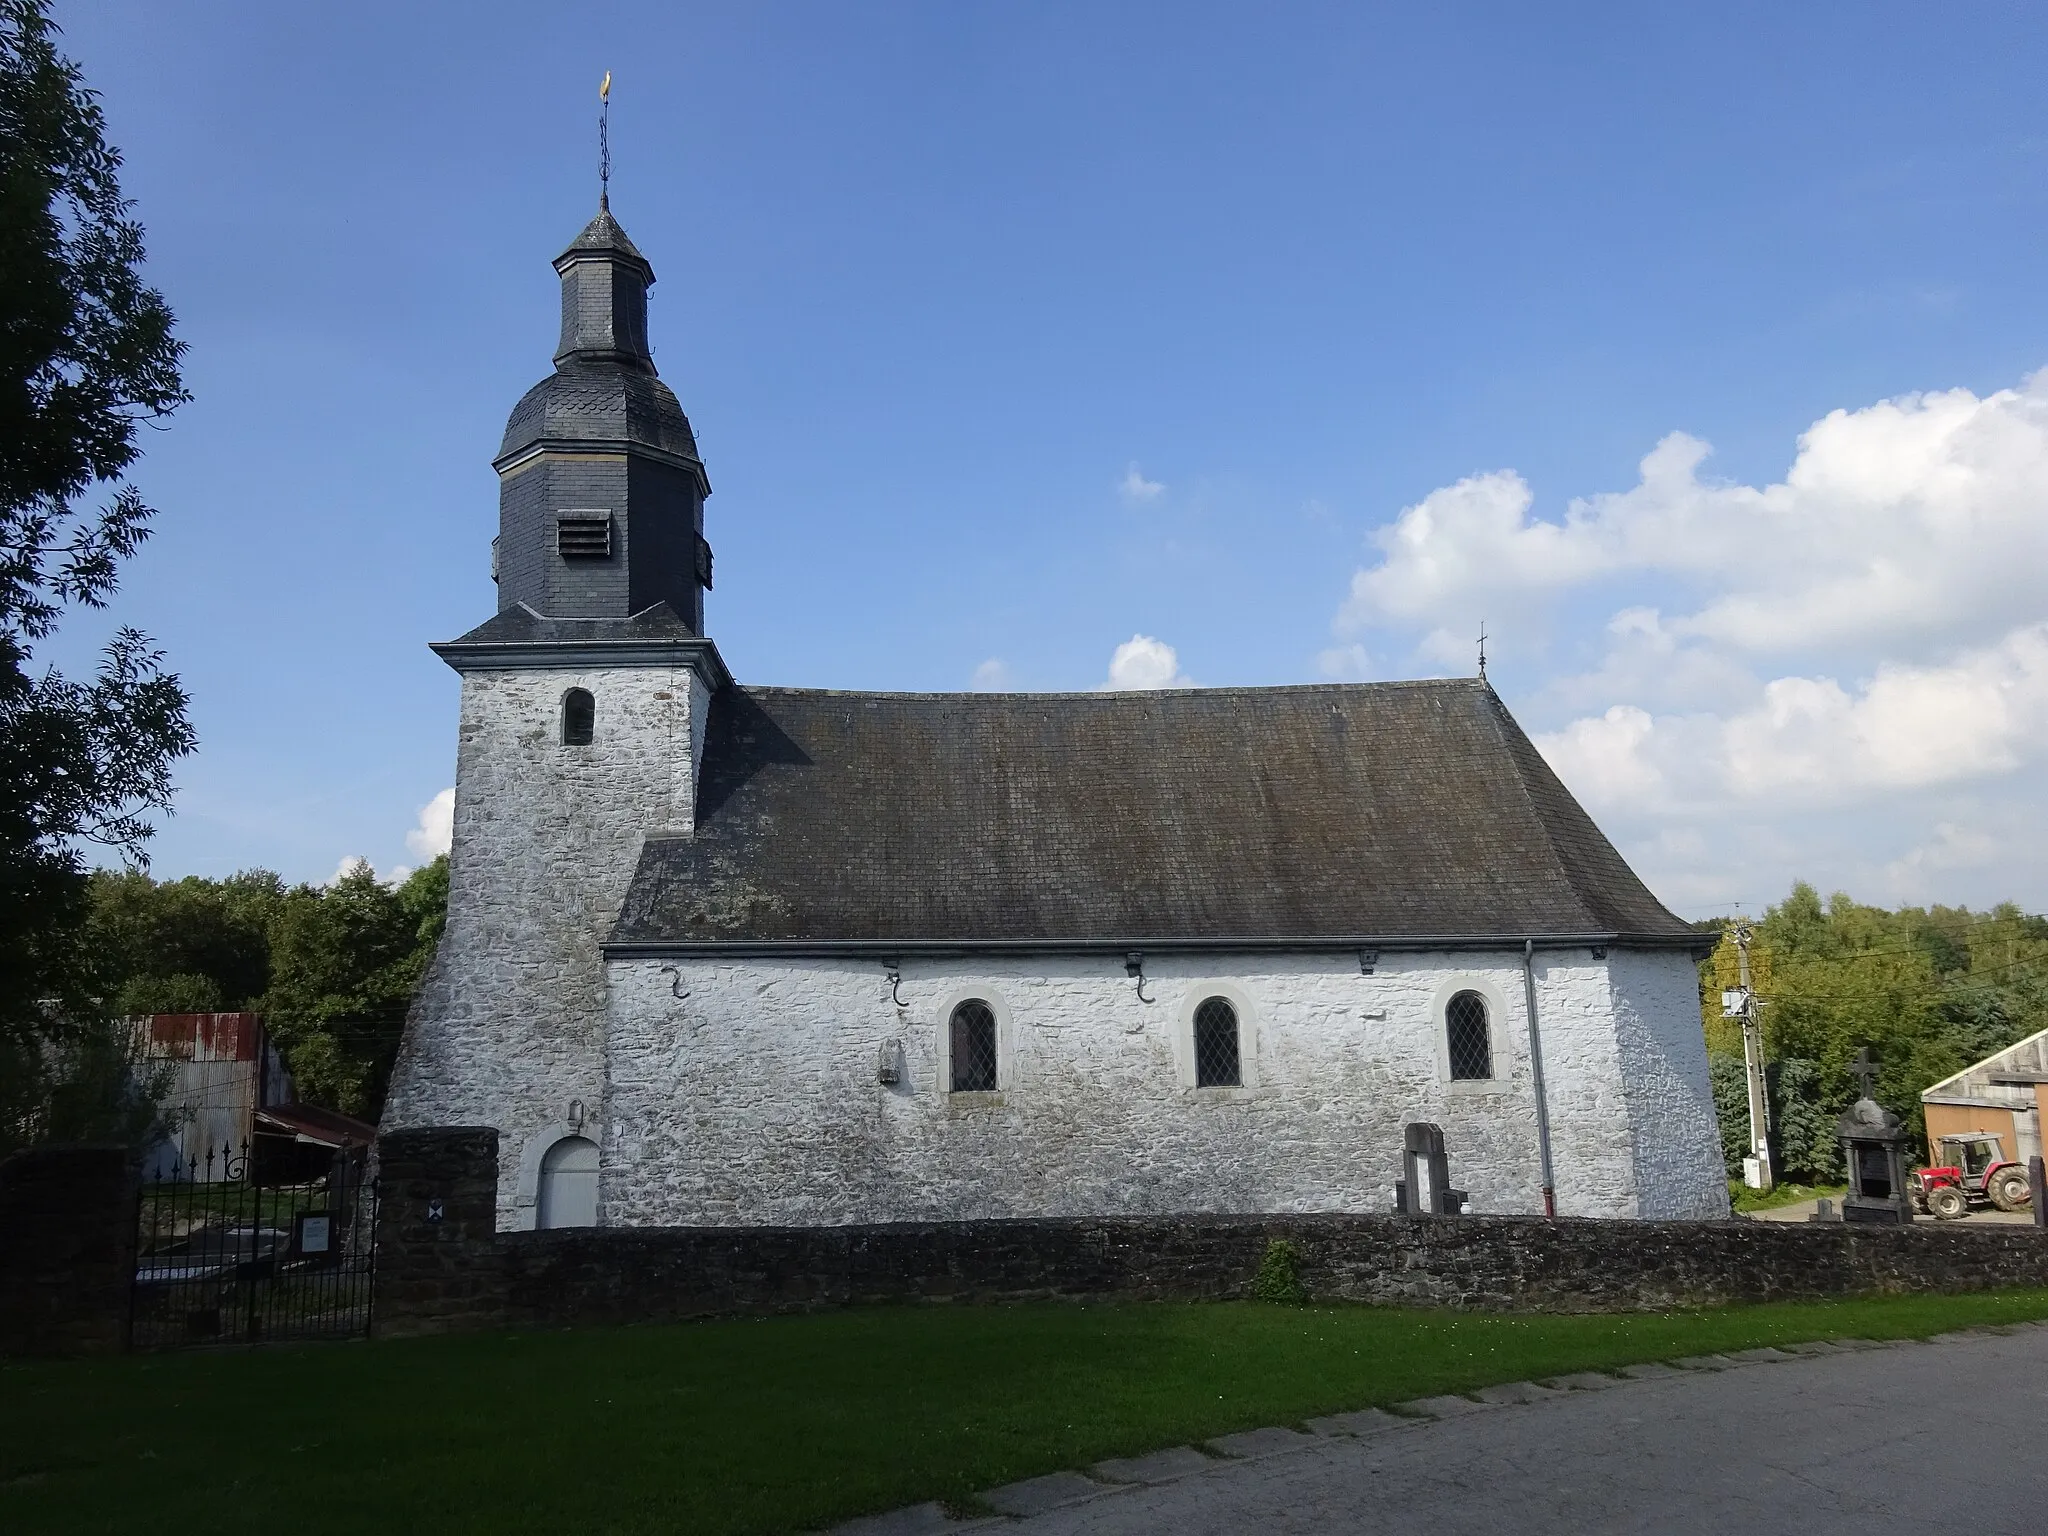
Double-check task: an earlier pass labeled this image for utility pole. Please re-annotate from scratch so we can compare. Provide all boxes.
[1726,922,1774,1191]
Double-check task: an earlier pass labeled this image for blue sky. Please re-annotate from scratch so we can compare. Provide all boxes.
[50,2,2048,913]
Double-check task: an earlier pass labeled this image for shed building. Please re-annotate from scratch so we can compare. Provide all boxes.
[1921,1025,2048,1166]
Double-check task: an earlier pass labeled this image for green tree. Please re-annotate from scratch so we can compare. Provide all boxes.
[1698,883,2048,1178]
[85,866,282,1013]
[1707,1051,1750,1174]
[80,858,446,1120]
[0,0,192,1151]
[258,858,445,1118]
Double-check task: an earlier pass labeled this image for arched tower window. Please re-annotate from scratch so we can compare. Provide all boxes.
[1446,991,1492,1080]
[536,1135,599,1228]
[1193,996,1241,1087]
[562,688,595,746]
[950,1000,998,1092]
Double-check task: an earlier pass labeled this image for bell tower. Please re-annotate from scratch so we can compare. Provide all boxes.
[385,186,730,1228]
[491,200,712,631]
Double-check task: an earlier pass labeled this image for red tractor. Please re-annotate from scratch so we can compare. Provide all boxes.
[1912,1132,2032,1219]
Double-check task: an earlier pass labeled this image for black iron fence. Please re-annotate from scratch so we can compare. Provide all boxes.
[129,1141,377,1350]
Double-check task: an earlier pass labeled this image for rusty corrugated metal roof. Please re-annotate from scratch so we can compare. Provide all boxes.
[142,1013,264,1062]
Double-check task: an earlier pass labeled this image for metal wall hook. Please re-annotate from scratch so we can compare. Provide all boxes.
[1124,951,1154,1004]
[884,958,907,1008]
[658,964,689,1000]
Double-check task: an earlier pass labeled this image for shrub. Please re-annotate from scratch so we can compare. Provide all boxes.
[1251,1238,1306,1303]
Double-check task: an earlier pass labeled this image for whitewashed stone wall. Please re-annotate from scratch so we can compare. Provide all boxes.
[381,661,712,1227]
[1609,949,1731,1218]
[600,947,1726,1225]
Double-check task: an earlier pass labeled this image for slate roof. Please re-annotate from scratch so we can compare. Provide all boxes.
[609,678,1701,952]
[433,602,731,681]
[557,204,650,269]
[440,600,697,648]
[497,361,699,466]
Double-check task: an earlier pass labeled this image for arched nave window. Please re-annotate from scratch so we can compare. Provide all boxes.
[950,1000,998,1092]
[562,688,595,746]
[1193,996,1242,1087]
[1446,991,1493,1081]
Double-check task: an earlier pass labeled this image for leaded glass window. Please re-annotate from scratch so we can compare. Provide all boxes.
[1446,991,1492,1080]
[1193,996,1241,1087]
[950,1000,998,1092]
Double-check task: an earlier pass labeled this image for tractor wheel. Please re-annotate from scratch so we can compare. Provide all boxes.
[1928,1185,1968,1220]
[1990,1169,2031,1212]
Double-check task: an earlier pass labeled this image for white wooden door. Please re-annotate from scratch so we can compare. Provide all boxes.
[536,1135,600,1228]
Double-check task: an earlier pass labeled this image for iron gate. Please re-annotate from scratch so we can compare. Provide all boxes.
[130,1142,377,1349]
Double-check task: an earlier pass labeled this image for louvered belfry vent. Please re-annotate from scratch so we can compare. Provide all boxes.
[557,513,613,560]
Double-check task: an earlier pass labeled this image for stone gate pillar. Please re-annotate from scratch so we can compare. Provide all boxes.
[0,1145,139,1357]
[372,1127,507,1336]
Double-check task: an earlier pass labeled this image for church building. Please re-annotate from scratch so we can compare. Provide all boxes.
[381,197,1729,1229]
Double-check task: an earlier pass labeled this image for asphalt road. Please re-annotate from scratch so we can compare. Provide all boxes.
[837,1324,2048,1535]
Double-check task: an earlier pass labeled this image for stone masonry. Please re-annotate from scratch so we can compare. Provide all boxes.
[380,197,1734,1233]
[382,660,710,1227]
[0,1145,140,1357]
[373,1127,2048,1340]
[602,947,1726,1227]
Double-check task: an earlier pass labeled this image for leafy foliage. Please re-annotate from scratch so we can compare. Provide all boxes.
[261,860,446,1115]
[84,858,448,1120]
[1700,884,2048,1180]
[1250,1238,1307,1303]
[86,867,282,1014]
[0,1,191,1152]
[1708,1050,1750,1173]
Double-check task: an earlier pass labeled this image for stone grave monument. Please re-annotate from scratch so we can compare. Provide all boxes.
[1838,1049,1914,1225]
[1393,1121,1469,1215]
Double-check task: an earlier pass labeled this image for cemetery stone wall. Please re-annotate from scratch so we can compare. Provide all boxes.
[0,1145,139,1357]
[373,1128,2048,1338]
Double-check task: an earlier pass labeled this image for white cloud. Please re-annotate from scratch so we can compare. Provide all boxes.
[1316,643,1374,680]
[1536,624,2048,817]
[1534,705,1663,808]
[1537,607,1758,717]
[969,658,1012,691]
[1339,373,2048,662]
[1340,468,1590,633]
[1721,627,2048,797]
[1102,634,1193,690]
[406,787,456,861]
[1119,463,1165,503]
[1416,626,1486,671]
[1336,365,2048,911]
[327,855,372,886]
[1885,822,1998,889]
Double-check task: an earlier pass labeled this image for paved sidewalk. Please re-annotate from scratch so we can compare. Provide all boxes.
[831,1324,2048,1534]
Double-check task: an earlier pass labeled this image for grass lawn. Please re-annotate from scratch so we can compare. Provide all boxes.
[1728,1179,1849,1213]
[7,1290,2047,1536]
